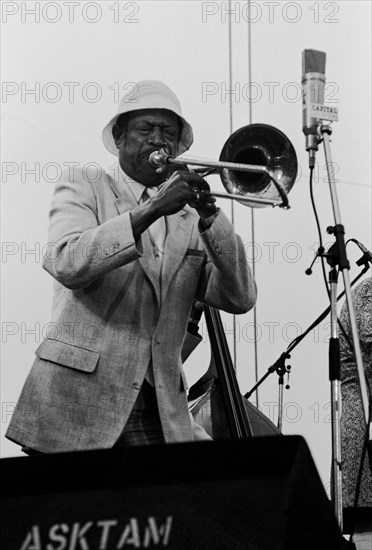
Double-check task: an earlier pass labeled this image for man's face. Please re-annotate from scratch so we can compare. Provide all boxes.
[114,108,181,186]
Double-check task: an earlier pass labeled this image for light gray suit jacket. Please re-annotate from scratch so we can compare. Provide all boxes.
[6,167,256,452]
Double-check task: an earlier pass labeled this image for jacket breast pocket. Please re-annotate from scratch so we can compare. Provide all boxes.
[179,253,205,296]
[35,339,100,373]
[183,249,205,273]
[185,248,206,258]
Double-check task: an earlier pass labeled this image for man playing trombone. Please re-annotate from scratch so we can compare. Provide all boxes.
[6,80,257,453]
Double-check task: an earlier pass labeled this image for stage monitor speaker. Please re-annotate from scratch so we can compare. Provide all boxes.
[0,436,347,549]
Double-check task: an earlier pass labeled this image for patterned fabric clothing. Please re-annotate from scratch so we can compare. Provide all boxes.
[22,381,165,453]
[113,381,165,447]
[340,277,372,508]
[5,166,256,452]
[141,187,167,260]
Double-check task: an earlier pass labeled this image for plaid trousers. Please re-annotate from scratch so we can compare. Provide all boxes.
[22,381,165,455]
[113,380,165,447]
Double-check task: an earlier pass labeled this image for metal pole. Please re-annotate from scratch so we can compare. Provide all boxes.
[322,129,370,425]
[328,267,343,527]
[321,125,371,529]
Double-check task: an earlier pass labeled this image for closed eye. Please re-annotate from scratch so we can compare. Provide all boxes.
[136,124,152,134]
[164,129,178,138]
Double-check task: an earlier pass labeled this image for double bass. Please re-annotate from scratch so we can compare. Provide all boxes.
[170,123,298,438]
[186,302,280,439]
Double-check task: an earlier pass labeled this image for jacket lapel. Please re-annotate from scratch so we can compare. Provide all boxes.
[108,172,161,305]
[108,170,137,214]
[138,234,161,305]
[161,208,192,305]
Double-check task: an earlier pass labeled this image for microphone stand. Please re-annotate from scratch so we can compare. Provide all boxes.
[318,123,371,529]
[244,264,369,408]
[245,350,290,431]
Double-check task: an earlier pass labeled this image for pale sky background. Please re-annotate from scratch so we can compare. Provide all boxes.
[1,0,371,498]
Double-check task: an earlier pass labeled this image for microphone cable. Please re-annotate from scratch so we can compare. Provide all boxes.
[307,165,330,298]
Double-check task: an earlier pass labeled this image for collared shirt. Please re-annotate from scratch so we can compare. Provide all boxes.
[122,172,149,204]
[120,169,167,261]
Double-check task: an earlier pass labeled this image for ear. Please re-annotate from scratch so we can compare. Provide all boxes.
[112,124,124,148]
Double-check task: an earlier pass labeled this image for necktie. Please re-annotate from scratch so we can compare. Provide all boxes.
[142,187,166,264]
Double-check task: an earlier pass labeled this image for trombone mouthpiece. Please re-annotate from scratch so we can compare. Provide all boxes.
[149,149,169,167]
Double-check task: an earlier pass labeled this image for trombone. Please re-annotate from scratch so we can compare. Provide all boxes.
[149,124,298,209]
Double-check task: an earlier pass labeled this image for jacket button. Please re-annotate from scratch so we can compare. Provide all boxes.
[133,382,141,390]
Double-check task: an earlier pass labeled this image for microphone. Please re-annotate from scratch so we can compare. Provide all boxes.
[302,49,326,168]
[351,238,372,265]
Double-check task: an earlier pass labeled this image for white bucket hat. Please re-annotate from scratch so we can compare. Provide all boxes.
[102,80,193,156]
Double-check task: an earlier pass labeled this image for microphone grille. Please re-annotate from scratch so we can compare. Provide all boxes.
[302,49,326,73]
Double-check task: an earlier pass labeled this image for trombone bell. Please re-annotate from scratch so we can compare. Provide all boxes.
[219,123,298,208]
